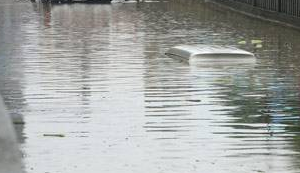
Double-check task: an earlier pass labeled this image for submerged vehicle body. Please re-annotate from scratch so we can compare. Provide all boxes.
[165,45,256,65]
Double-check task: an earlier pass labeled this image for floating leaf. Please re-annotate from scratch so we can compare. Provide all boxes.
[186,99,201,103]
[13,121,25,125]
[255,44,263,48]
[214,77,232,84]
[283,107,293,111]
[238,40,247,45]
[251,40,263,44]
[43,134,65,137]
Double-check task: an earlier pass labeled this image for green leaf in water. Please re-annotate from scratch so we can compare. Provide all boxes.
[255,44,263,48]
[43,134,65,137]
[13,121,25,125]
[251,40,263,44]
[214,77,232,84]
[283,107,293,111]
[238,40,247,45]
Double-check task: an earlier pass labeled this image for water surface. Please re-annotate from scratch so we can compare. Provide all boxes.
[1,0,300,173]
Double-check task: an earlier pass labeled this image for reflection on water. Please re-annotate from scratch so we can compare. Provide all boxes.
[1,0,300,172]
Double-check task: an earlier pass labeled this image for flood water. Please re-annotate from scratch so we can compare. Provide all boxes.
[1,0,300,172]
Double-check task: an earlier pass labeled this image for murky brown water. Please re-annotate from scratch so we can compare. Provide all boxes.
[1,0,300,172]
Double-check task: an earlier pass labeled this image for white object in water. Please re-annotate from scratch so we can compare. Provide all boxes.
[165,45,255,64]
[0,96,23,173]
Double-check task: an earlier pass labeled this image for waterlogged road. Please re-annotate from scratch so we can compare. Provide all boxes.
[1,0,300,173]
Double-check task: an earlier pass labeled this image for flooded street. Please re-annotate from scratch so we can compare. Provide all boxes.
[1,0,300,172]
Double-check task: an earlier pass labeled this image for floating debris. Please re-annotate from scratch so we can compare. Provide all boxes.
[43,134,65,137]
[251,39,263,44]
[238,40,247,45]
[186,99,201,103]
[255,44,263,48]
[165,45,256,64]
[13,121,25,125]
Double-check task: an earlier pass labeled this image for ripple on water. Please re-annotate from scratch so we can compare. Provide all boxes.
[1,0,300,173]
